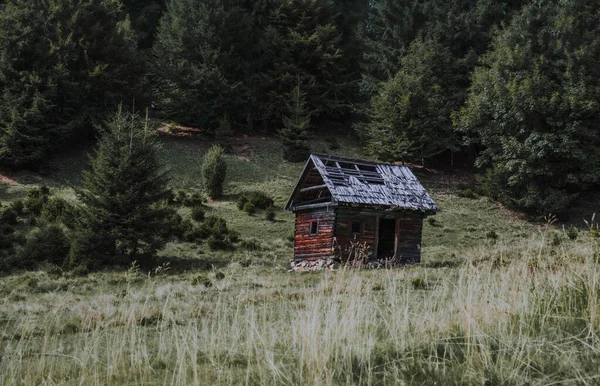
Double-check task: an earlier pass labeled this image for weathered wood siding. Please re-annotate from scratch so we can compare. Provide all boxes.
[293,207,336,260]
[334,207,378,259]
[396,213,424,264]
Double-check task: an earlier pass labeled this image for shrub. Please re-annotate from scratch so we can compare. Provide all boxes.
[325,136,340,150]
[238,191,274,211]
[24,187,49,216]
[183,192,205,207]
[215,271,225,280]
[264,206,276,221]
[176,189,187,204]
[0,207,18,225]
[410,276,428,290]
[10,199,24,215]
[243,202,256,216]
[19,225,71,267]
[426,217,437,226]
[208,236,233,251]
[190,206,206,222]
[41,197,69,223]
[201,215,229,239]
[227,230,240,243]
[201,145,227,199]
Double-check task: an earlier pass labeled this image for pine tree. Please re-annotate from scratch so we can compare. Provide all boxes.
[456,0,600,213]
[69,107,173,267]
[0,0,141,168]
[280,84,311,162]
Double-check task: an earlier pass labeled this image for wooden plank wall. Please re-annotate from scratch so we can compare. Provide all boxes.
[293,207,336,260]
[396,213,424,264]
[335,207,378,259]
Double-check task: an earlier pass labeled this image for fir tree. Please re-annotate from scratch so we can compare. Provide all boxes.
[280,84,311,162]
[69,107,173,267]
[0,0,141,167]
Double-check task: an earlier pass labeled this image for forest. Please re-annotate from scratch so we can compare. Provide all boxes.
[1,0,599,214]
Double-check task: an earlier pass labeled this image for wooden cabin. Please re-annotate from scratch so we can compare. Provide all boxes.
[285,154,437,270]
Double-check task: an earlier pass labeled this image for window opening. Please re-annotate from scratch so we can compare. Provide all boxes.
[310,221,318,235]
[351,221,362,234]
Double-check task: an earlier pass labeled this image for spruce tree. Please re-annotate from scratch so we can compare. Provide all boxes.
[0,0,141,168]
[280,84,311,162]
[69,107,173,267]
[456,1,600,213]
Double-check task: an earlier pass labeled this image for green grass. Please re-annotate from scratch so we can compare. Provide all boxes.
[2,133,600,384]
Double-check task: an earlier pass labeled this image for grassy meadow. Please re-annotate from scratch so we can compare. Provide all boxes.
[1,133,600,385]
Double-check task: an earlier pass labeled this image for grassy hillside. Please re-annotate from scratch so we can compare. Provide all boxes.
[1,134,599,385]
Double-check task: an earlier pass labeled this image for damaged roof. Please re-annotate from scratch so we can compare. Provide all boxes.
[285,154,437,212]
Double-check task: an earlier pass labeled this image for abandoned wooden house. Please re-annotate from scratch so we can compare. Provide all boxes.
[285,154,437,270]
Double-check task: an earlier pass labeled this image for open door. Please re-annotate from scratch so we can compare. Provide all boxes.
[377,218,396,259]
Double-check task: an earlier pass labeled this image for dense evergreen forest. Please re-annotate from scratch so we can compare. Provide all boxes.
[1,0,599,215]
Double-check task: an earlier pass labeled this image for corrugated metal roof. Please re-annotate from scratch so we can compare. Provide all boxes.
[286,154,437,212]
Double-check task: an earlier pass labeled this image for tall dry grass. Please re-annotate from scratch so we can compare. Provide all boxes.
[1,233,600,385]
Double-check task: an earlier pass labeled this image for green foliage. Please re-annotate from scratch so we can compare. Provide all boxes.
[279,85,311,162]
[456,1,600,214]
[0,0,141,167]
[183,192,206,207]
[69,108,174,267]
[152,0,237,128]
[23,187,49,216]
[190,206,206,223]
[0,207,18,225]
[364,39,460,163]
[9,199,24,215]
[215,116,234,153]
[243,202,256,216]
[122,0,166,49]
[18,224,71,268]
[237,191,274,211]
[40,197,69,223]
[260,0,354,122]
[201,145,227,199]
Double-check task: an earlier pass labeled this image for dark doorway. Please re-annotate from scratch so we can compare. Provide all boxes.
[378,219,396,259]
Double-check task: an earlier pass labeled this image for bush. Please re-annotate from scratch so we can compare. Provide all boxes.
[10,199,24,215]
[264,206,276,221]
[41,197,69,223]
[201,145,227,199]
[19,225,71,268]
[325,136,340,150]
[190,206,206,222]
[0,207,18,225]
[237,191,274,211]
[243,202,256,216]
[24,187,49,216]
[183,192,206,207]
[208,236,233,251]
[200,215,229,239]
